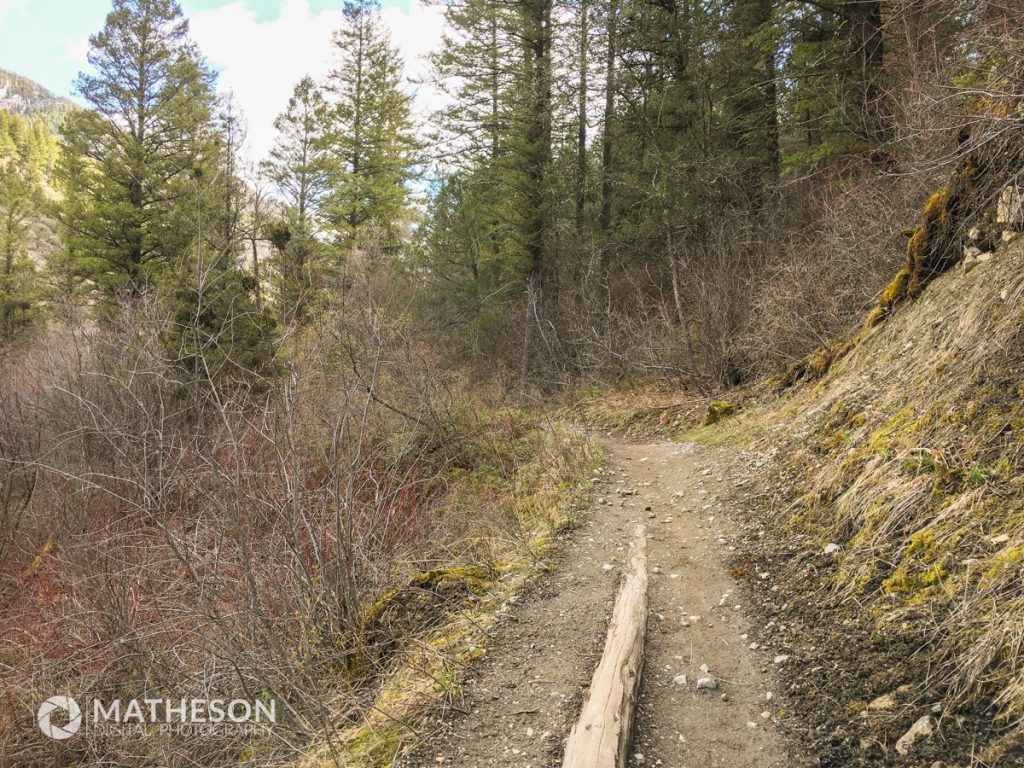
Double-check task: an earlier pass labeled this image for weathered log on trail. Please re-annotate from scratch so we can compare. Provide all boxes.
[562,524,648,768]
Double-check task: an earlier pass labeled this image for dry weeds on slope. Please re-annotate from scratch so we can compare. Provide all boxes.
[749,235,1024,764]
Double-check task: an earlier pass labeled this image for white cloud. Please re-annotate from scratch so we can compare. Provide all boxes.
[187,0,446,165]
[0,0,26,22]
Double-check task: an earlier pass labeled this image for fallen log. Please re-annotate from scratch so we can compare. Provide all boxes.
[562,524,649,768]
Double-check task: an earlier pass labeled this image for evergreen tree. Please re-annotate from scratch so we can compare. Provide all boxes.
[58,0,217,303]
[162,100,279,386]
[0,111,54,341]
[720,0,780,209]
[426,0,527,338]
[262,76,330,324]
[323,0,417,252]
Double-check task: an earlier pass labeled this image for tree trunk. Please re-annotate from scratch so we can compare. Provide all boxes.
[599,0,617,236]
[520,0,554,386]
[576,0,589,234]
[838,0,889,163]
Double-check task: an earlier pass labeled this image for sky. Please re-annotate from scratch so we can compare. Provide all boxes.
[0,0,447,161]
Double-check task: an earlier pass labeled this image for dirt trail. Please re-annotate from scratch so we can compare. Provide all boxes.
[399,438,799,768]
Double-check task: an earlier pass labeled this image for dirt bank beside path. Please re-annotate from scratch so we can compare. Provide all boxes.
[398,437,801,768]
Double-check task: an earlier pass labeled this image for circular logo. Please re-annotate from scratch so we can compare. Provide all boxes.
[37,696,82,740]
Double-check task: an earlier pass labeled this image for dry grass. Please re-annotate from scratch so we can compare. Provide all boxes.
[761,234,1024,749]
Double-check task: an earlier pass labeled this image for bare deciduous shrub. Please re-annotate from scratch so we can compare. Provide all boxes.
[0,255,590,766]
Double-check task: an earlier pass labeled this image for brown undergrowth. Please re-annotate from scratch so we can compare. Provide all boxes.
[0,312,600,768]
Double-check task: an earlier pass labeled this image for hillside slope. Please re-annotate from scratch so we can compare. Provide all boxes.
[741,233,1024,764]
[0,69,75,133]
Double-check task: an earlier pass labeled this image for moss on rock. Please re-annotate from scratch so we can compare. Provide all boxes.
[703,400,736,425]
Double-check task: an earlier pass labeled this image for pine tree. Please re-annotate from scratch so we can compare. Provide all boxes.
[58,0,217,303]
[0,110,57,341]
[426,0,526,334]
[263,76,330,324]
[323,0,417,252]
[720,0,780,210]
[162,99,279,386]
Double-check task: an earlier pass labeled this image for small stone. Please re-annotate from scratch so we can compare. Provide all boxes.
[720,693,729,702]
[602,563,614,571]
[866,693,896,711]
[699,663,711,674]
[673,674,688,686]
[773,655,790,665]
[895,715,933,756]
[696,677,718,691]
[823,543,841,555]
[634,753,645,764]
[652,566,662,574]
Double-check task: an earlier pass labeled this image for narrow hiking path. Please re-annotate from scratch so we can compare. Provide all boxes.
[398,437,800,768]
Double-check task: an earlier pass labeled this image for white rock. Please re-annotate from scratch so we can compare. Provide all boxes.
[602,563,614,571]
[895,715,933,756]
[823,543,841,555]
[773,655,790,665]
[696,677,718,690]
[673,674,688,686]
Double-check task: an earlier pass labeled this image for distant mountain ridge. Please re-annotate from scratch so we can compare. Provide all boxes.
[0,68,76,132]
